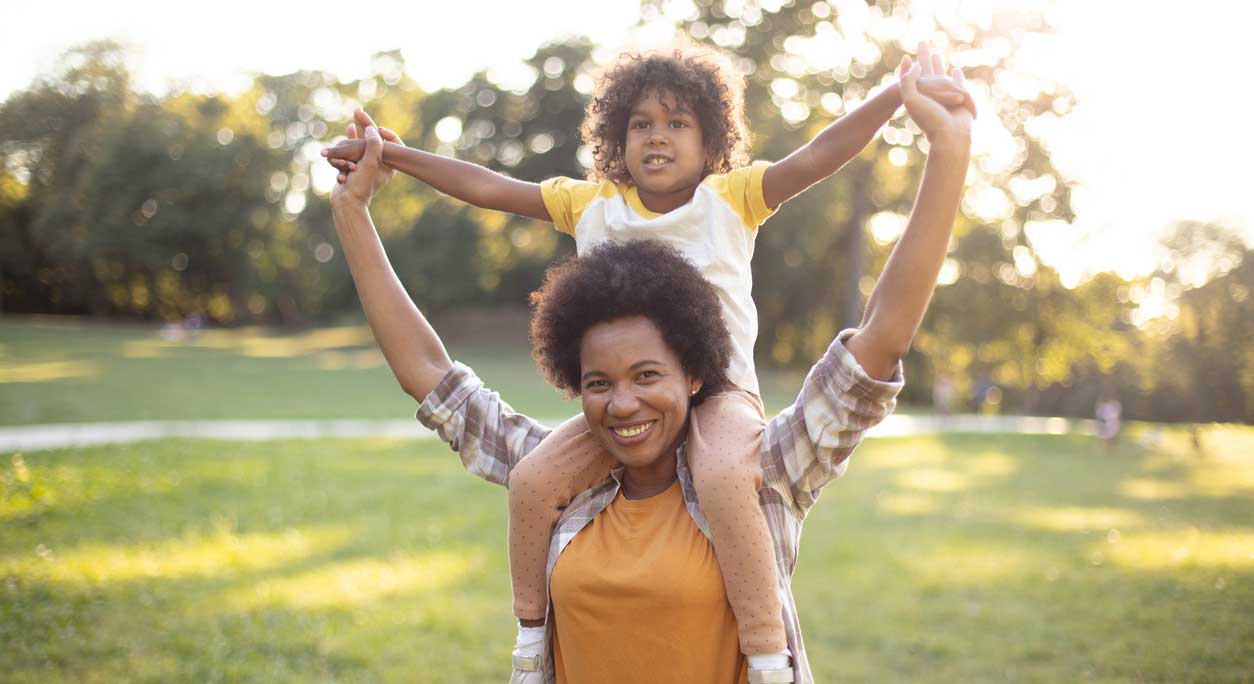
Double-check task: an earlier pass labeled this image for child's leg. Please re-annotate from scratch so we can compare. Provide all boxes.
[508,413,616,622]
[687,390,786,656]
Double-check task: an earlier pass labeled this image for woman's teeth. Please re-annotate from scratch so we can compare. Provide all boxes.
[612,421,654,438]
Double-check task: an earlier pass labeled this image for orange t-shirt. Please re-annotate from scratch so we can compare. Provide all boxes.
[550,480,749,684]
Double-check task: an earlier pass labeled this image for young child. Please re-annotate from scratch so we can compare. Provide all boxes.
[324,46,970,681]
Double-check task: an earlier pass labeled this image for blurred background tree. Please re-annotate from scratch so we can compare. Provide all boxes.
[0,3,1249,423]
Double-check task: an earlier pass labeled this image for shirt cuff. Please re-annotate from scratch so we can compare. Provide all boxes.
[539,177,574,235]
[825,329,905,404]
[414,361,482,431]
[747,160,776,226]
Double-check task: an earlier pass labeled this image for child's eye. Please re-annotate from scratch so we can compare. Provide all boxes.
[631,121,649,130]
[670,120,689,128]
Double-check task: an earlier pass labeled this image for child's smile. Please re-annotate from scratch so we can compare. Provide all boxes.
[624,90,707,213]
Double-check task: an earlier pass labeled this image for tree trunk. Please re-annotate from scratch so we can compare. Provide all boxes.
[841,168,871,330]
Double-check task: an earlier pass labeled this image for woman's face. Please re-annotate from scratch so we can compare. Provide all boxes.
[579,316,702,470]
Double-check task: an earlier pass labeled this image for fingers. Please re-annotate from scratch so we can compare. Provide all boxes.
[899,55,913,76]
[346,123,358,140]
[321,142,346,160]
[915,42,946,78]
[361,125,384,169]
[952,67,976,118]
[900,62,921,95]
[354,108,376,131]
[917,42,933,76]
[378,126,401,144]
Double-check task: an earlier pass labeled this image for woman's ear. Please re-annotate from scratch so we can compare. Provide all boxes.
[689,379,703,397]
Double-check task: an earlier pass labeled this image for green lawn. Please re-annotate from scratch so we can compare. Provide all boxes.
[0,316,809,425]
[3,428,1252,683]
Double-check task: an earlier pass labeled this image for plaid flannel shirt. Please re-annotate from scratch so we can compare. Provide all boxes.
[416,329,903,684]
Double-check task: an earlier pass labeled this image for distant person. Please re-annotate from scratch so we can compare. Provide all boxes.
[981,385,1003,415]
[1095,392,1122,450]
[324,43,970,682]
[932,372,955,417]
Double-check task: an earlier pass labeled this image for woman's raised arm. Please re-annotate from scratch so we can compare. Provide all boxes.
[330,112,453,401]
[846,45,973,380]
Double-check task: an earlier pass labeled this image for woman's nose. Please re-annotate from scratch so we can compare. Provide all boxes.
[606,389,641,417]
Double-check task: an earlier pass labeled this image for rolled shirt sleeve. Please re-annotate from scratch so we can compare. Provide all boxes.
[762,329,904,517]
[415,361,552,488]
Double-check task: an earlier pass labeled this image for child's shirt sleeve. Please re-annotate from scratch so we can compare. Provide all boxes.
[719,161,776,230]
[539,177,603,236]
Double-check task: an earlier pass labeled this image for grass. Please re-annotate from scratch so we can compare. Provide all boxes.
[3,427,1252,683]
[0,315,810,426]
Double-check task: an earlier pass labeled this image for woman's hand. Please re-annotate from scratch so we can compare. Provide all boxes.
[329,108,403,207]
[900,43,974,152]
[914,75,977,120]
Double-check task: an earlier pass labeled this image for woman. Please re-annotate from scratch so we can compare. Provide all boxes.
[328,45,971,684]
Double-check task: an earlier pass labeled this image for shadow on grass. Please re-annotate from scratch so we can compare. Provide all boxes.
[795,433,1254,683]
[2,439,518,684]
[3,432,1252,683]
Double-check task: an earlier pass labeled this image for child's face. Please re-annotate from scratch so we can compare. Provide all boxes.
[623,90,707,197]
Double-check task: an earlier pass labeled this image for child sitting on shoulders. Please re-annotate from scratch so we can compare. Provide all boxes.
[324,44,971,683]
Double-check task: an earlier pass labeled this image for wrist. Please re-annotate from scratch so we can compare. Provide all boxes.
[330,192,371,214]
[883,82,904,108]
[925,128,972,158]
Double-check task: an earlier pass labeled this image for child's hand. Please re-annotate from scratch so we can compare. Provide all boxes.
[321,109,402,182]
[914,75,977,119]
[322,138,367,165]
[900,43,974,147]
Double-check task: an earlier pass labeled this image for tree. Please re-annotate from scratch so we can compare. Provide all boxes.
[643,0,1078,411]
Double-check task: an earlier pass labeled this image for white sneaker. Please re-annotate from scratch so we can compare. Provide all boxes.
[748,665,795,683]
[508,651,544,684]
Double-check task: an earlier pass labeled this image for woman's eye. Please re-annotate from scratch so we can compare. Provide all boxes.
[638,370,660,380]
[586,380,609,391]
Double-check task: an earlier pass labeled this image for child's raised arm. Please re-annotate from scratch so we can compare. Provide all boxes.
[322,110,551,222]
[761,73,973,210]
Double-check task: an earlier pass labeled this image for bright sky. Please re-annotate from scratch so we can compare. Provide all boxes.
[3,0,1249,284]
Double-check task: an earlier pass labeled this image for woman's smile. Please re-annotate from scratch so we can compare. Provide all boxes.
[609,419,657,444]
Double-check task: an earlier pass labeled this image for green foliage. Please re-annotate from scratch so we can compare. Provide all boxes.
[2,431,1252,682]
[1,15,1251,423]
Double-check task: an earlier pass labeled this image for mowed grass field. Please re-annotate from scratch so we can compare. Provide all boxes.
[3,428,1252,683]
[0,316,809,425]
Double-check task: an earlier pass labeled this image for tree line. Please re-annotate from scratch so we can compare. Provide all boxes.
[1,1,1250,423]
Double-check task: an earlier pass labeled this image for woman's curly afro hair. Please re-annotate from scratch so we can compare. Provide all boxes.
[582,46,751,184]
[529,240,732,405]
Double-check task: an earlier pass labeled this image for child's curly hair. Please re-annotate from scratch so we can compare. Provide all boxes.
[529,240,732,405]
[582,47,751,184]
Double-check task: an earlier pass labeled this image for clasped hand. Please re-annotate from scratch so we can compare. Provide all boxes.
[328,109,403,207]
[900,43,975,149]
